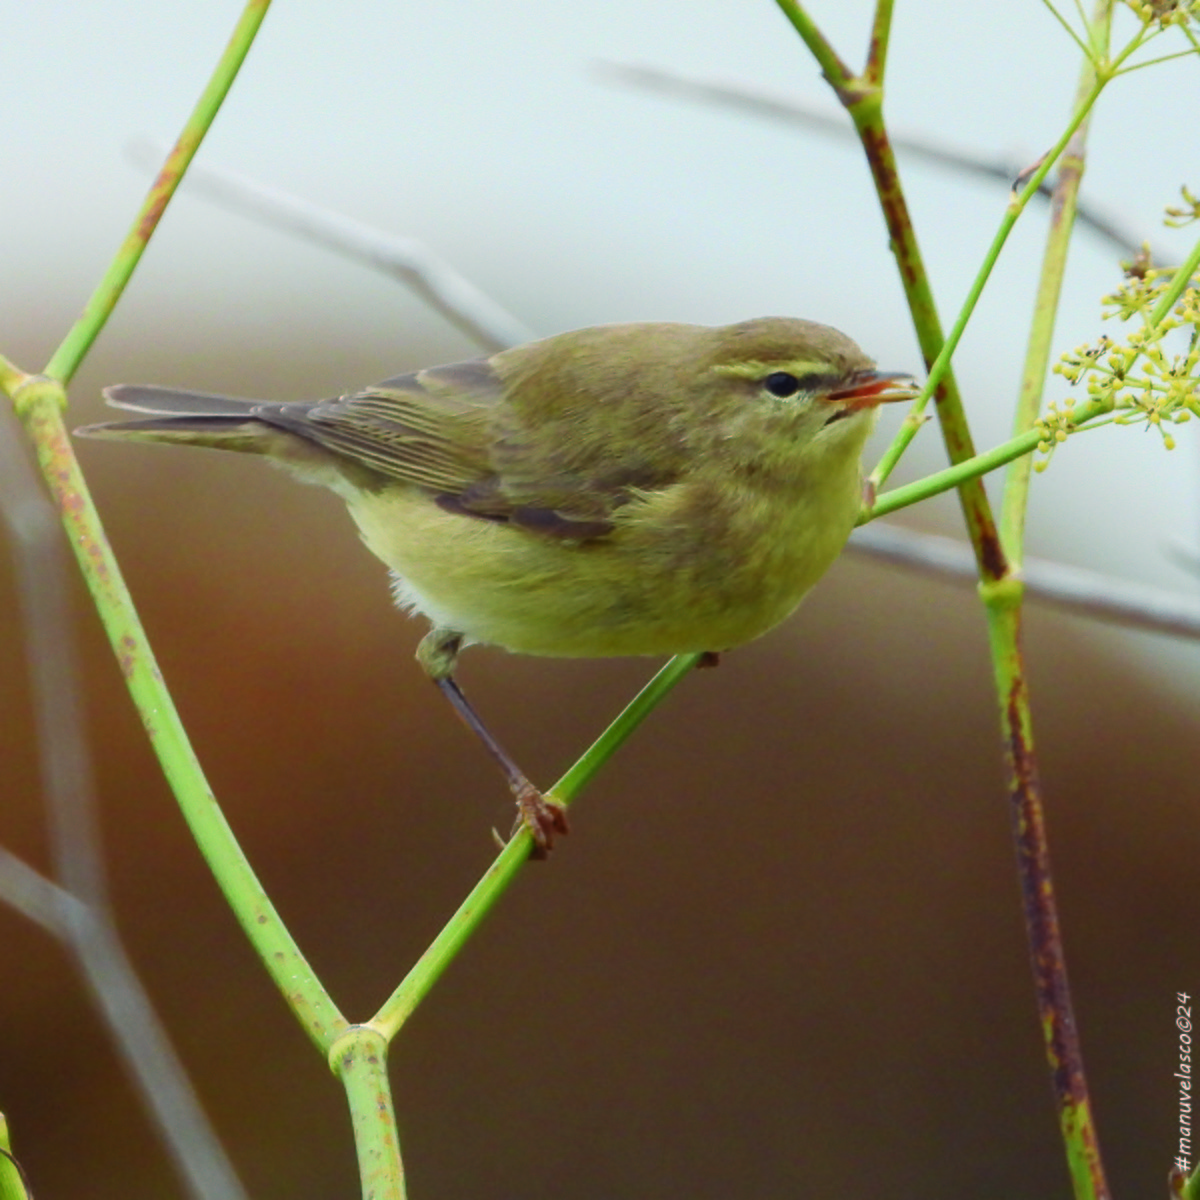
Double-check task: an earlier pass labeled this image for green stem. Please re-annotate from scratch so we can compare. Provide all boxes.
[869,72,1104,494]
[1040,0,1095,58]
[773,2,1016,577]
[776,0,1007,582]
[14,381,347,1050]
[371,653,702,1040]
[866,431,1035,522]
[778,17,1123,1191]
[772,0,852,85]
[864,397,1113,522]
[981,591,1110,1200]
[1181,1164,1200,1199]
[42,0,272,385]
[0,1114,31,1200]
[330,1028,407,1200]
[8,0,343,1052]
[988,7,1114,1199]
[1149,233,1200,327]
[554,652,703,801]
[1001,4,1109,561]
[864,0,897,82]
[1116,44,1200,72]
[0,354,27,397]
[870,16,1153,498]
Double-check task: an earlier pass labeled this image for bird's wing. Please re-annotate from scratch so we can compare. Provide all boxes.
[288,359,500,495]
[292,358,683,541]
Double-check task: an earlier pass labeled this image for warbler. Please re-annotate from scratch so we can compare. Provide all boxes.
[79,318,916,853]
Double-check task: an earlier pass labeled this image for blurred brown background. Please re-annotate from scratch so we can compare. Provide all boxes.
[4,1,1200,1197]
[2,409,1197,1197]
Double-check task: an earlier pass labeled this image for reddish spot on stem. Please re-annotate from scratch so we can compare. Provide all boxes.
[976,526,1007,582]
[118,634,139,678]
[1005,674,1110,1197]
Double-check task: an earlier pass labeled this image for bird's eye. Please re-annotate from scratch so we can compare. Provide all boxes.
[762,371,801,398]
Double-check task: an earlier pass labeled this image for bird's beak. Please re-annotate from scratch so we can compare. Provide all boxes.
[825,370,920,411]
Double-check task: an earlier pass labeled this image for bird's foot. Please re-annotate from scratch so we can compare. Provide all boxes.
[512,783,569,858]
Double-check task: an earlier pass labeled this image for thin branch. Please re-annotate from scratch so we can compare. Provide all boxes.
[771,0,853,86]
[43,0,273,385]
[0,849,75,938]
[864,0,898,83]
[371,652,701,1040]
[0,408,248,1200]
[1115,44,1200,71]
[1148,233,1200,327]
[1002,18,1101,562]
[126,142,536,354]
[868,66,1111,495]
[1040,0,1096,58]
[983,7,1113,1193]
[14,376,348,1051]
[11,0,350,1057]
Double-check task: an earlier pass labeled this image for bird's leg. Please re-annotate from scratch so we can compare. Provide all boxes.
[417,628,569,857]
[436,675,570,856]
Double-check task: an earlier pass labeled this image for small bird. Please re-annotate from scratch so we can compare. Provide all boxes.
[78,318,916,853]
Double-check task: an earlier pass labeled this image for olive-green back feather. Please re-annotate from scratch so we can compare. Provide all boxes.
[81,317,877,542]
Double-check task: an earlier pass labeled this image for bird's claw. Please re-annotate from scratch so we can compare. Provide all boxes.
[512,783,569,858]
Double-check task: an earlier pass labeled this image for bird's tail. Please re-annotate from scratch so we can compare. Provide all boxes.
[76,385,293,454]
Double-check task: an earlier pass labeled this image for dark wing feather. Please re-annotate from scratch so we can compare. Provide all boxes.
[270,359,501,495]
[287,358,679,540]
[92,356,685,542]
